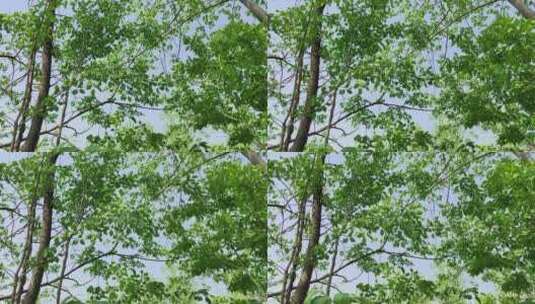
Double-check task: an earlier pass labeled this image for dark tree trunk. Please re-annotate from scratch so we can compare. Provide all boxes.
[11,198,37,304]
[21,153,59,304]
[508,0,535,19]
[281,51,304,151]
[281,195,307,304]
[22,0,55,152]
[289,154,325,304]
[239,0,269,24]
[290,4,325,152]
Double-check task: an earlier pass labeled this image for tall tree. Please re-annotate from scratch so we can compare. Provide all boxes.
[269,0,534,152]
[0,0,267,152]
[0,151,266,303]
[268,148,533,303]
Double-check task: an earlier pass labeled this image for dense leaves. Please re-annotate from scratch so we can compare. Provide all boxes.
[268,150,534,303]
[0,151,266,303]
[269,0,534,151]
[438,16,535,145]
[169,21,267,147]
[0,0,267,151]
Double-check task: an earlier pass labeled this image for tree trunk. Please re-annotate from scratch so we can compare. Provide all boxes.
[11,48,37,152]
[281,195,307,304]
[11,198,37,304]
[22,0,55,152]
[289,154,325,304]
[326,238,339,296]
[56,236,71,304]
[12,155,49,303]
[290,4,325,152]
[21,153,59,304]
[242,150,266,167]
[281,51,305,151]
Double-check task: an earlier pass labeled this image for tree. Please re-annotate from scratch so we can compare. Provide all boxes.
[0,150,266,303]
[0,0,267,152]
[1,2,268,303]
[438,155,535,302]
[268,149,534,303]
[268,0,534,152]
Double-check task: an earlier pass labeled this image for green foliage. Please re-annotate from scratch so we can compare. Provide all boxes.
[0,151,265,302]
[165,160,267,295]
[303,290,356,304]
[440,156,535,297]
[169,21,267,148]
[438,16,535,145]
[0,0,267,151]
[269,151,534,303]
[269,0,532,150]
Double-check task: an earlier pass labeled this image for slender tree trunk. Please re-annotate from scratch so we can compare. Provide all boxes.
[323,86,339,297]
[243,150,266,167]
[281,195,307,304]
[55,236,71,304]
[281,51,304,151]
[11,198,37,304]
[326,238,339,296]
[55,90,69,146]
[507,0,535,19]
[22,0,56,152]
[280,6,314,151]
[290,4,325,152]
[289,154,325,304]
[11,155,49,303]
[21,153,59,304]
[11,48,37,152]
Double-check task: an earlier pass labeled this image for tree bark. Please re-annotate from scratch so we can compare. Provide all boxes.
[242,150,266,167]
[22,0,56,152]
[290,4,325,152]
[326,238,339,296]
[289,154,325,304]
[55,236,71,304]
[281,51,305,151]
[11,155,49,303]
[21,153,59,304]
[239,0,269,24]
[55,90,69,146]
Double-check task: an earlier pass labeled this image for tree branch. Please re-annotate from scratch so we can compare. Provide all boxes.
[242,150,266,167]
[0,53,25,65]
[0,246,118,302]
[507,0,535,19]
[239,0,270,24]
[269,247,385,298]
